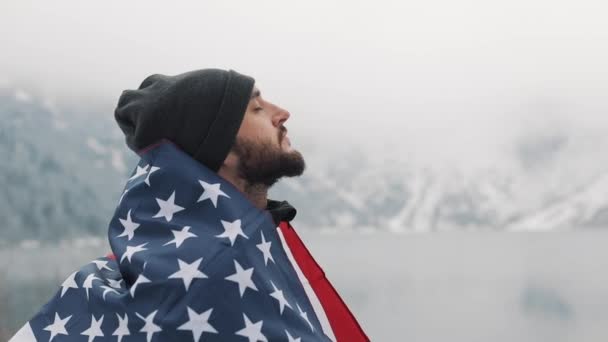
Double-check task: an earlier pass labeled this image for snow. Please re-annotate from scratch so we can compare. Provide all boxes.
[110,148,127,173]
[13,89,31,103]
[310,170,366,210]
[86,137,107,155]
[18,239,40,250]
[52,118,69,131]
[507,172,608,231]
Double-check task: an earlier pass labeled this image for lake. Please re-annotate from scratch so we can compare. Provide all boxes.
[2,231,607,341]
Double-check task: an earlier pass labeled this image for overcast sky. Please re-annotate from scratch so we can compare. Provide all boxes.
[1,0,607,170]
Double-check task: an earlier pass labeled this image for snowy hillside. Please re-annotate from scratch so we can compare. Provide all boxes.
[506,173,608,231]
[1,84,608,241]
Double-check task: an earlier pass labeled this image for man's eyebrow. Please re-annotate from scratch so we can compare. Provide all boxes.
[250,89,261,99]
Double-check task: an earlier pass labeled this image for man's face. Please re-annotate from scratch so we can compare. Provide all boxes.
[229,86,306,186]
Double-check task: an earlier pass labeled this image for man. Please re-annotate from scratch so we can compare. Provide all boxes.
[10,69,368,341]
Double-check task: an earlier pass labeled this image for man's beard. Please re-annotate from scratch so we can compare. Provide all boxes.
[230,135,306,187]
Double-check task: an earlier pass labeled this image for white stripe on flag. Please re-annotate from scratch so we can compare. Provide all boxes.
[9,322,36,342]
[276,228,336,342]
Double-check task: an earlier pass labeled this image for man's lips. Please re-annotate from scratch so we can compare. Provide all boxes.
[279,127,289,145]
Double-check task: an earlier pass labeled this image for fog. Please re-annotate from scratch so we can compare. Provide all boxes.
[1,0,608,170]
[2,2,608,340]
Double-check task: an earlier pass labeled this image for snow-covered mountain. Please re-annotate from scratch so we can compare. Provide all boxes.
[506,173,608,231]
[1,84,607,241]
[0,85,135,241]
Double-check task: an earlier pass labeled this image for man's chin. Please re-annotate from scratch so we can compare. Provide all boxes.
[280,150,306,177]
[232,136,305,186]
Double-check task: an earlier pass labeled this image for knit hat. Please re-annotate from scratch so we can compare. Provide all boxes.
[114,69,255,172]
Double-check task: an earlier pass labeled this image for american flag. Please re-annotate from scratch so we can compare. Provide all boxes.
[10,140,368,342]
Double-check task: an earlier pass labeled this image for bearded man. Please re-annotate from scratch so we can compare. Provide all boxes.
[11,69,368,342]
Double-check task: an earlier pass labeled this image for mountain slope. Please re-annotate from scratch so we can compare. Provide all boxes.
[1,85,607,241]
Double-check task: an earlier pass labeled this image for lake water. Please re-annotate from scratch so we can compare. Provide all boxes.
[2,231,607,341]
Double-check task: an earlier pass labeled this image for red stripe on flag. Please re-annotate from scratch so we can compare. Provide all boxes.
[278,222,370,342]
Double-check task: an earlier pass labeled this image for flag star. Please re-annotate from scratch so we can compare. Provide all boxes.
[81,314,104,342]
[216,219,248,246]
[169,258,207,291]
[256,231,274,266]
[285,330,301,342]
[130,274,151,297]
[120,243,148,264]
[107,278,124,289]
[235,314,267,342]
[269,281,292,314]
[60,271,78,298]
[296,303,315,332]
[164,226,197,248]
[128,164,149,181]
[144,166,160,186]
[83,273,102,300]
[91,259,113,272]
[43,312,72,342]
[113,313,130,342]
[117,209,140,241]
[178,307,218,342]
[100,285,120,300]
[136,310,162,342]
[153,191,185,222]
[225,260,258,298]
[197,180,230,207]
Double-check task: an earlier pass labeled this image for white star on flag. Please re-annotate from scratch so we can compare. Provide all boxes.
[256,231,274,266]
[91,259,113,272]
[235,314,267,342]
[113,313,130,342]
[117,209,140,241]
[197,180,230,207]
[163,226,197,248]
[130,274,151,297]
[81,314,104,342]
[43,312,72,342]
[128,164,149,181]
[107,278,124,289]
[144,166,160,186]
[285,330,301,342]
[177,307,218,342]
[269,281,292,314]
[296,303,315,332]
[121,242,148,263]
[216,219,248,246]
[83,273,102,300]
[136,310,162,342]
[169,258,207,291]
[100,285,120,300]
[225,260,258,298]
[60,271,78,298]
[153,191,184,222]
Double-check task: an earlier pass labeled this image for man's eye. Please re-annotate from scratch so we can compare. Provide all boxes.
[254,107,263,112]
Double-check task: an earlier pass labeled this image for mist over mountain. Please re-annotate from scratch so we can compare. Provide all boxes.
[0,86,132,241]
[1,85,608,242]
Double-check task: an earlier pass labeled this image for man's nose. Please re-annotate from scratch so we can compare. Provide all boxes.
[272,105,291,127]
